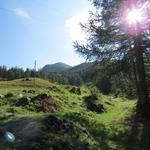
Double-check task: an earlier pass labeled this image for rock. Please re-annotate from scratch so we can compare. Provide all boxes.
[41,96,57,112]
[16,97,30,106]
[45,115,73,133]
[31,94,58,113]
[84,95,104,113]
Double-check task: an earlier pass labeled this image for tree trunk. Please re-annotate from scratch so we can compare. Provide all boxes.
[130,46,139,96]
[134,36,150,116]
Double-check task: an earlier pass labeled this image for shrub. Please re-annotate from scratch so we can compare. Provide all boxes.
[4,93,14,98]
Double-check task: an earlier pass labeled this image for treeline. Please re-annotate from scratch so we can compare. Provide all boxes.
[40,72,84,86]
[0,63,135,98]
[0,66,34,80]
[0,66,88,86]
[0,59,149,99]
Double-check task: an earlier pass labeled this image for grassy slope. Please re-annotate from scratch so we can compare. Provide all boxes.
[0,78,149,150]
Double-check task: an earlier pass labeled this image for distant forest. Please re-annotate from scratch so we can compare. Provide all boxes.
[0,58,149,98]
[0,64,93,86]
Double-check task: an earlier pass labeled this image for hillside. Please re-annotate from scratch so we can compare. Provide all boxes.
[1,78,149,150]
[66,62,93,73]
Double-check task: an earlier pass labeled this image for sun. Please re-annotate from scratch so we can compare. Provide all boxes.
[119,0,150,35]
[126,8,143,25]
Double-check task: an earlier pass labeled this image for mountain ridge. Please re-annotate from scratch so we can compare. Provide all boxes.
[41,62,72,73]
[41,62,94,73]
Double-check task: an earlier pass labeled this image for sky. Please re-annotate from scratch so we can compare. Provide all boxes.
[0,0,93,69]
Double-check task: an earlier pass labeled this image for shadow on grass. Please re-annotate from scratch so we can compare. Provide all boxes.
[112,113,150,150]
[61,112,150,150]
[60,112,114,150]
[0,117,43,150]
[1,112,150,150]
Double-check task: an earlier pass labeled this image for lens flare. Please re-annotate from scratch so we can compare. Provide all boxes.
[4,131,15,142]
[126,8,143,24]
[119,0,150,36]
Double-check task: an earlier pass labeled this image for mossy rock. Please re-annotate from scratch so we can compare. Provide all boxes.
[84,95,105,113]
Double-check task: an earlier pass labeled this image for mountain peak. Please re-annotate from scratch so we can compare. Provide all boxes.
[42,62,72,73]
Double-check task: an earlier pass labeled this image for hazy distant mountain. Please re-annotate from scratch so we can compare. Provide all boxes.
[41,62,72,73]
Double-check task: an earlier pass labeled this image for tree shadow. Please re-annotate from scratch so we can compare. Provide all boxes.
[0,117,43,150]
[113,113,150,150]
[61,112,114,150]
[2,112,150,150]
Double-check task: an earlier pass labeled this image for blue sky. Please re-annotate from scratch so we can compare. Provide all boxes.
[0,0,93,69]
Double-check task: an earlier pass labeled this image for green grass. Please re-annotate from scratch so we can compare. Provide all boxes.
[0,78,150,150]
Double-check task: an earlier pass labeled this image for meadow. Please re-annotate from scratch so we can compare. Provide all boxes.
[0,78,149,150]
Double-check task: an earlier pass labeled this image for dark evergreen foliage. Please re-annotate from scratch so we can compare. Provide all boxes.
[74,0,150,115]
